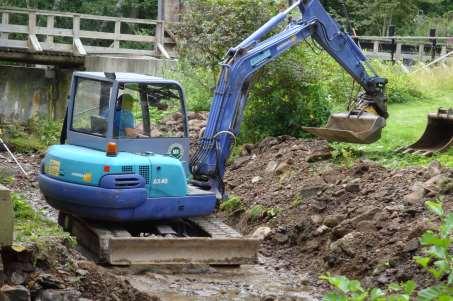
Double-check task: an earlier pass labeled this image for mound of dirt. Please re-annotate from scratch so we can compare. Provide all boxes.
[223,136,452,288]
[0,239,159,301]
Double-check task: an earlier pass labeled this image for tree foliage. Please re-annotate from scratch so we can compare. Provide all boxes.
[1,0,158,19]
[321,0,452,36]
[173,0,276,77]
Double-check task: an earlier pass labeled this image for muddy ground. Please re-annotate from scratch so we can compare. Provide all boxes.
[0,133,451,300]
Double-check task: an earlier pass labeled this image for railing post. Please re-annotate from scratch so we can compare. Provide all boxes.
[154,20,165,56]
[28,12,42,52]
[29,12,37,35]
[1,12,9,40]
[73,14,86,56]
[46,15,54,46]
[73,14,80,39]
[113,19,121,49]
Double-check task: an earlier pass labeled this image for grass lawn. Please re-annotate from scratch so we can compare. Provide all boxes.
[332,91,453,168]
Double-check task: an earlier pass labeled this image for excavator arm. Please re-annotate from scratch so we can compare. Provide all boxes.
[191,0,388,197]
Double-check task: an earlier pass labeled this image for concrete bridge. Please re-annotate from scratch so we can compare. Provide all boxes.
[0,3,179,70]
[0,1,181,123]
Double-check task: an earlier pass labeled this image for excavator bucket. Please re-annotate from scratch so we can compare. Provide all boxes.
[397,108,453,156]
[302,112,386,144]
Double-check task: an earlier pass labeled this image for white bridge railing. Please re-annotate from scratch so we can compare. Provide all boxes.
[0,7,177,58]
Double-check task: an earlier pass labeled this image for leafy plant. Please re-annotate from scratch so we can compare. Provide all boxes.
[247,204,266,222]
[321,200,453,301]
[247,204,281,221]
[321,274,417,301]
[413,199,453,300]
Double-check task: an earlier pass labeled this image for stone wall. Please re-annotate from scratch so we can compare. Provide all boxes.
[0,65,71,122]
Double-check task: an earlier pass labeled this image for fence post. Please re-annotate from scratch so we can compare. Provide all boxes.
[418,44,424,62]
[430,28,437,61]
[395,43,402,62]
[46,15,54,46]
[0,184,13,247]
[1,12,9,40]
[440,45,447,57]
[373,40,379,55]
[388,25,396,63]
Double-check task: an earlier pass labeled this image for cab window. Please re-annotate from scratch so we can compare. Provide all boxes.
[71,78,112,137]
[113,83,185,139]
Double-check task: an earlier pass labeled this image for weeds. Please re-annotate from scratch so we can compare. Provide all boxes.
[321,199,453,301]
[1,115,62,153]
[247,204,281,222]
[291,195,304,208]
[219,195,244,215]
[12,192,75,245]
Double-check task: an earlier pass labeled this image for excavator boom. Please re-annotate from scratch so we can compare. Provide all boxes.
[191,0,388,196]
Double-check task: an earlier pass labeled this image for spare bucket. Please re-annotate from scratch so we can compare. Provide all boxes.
[397,107,453,156]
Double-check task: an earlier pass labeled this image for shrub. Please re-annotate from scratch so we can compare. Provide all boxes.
[240,46,333,143]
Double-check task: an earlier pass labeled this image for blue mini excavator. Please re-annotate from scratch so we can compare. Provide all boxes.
[40,0,388,224]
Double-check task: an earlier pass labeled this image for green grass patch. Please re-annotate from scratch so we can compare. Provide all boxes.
[332,92,453,168]
[12,192,74,244]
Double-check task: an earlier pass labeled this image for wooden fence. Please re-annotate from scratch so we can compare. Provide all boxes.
[355,36,453,63]
[0,7,177,59]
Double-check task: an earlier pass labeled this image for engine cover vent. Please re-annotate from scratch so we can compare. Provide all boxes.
[122,165,133,173]
[139,165,150,184]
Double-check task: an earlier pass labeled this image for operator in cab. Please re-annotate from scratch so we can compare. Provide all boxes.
[115,93,141,138]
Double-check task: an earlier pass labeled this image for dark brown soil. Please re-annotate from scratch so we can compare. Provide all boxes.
[1,238,159,301]
[223,135,453,288]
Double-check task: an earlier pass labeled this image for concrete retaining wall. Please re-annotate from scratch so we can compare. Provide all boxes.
[0,65,71,122]
[0,56,177,123]
[0,184,13,247]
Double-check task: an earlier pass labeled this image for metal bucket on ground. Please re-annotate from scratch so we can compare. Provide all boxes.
[302,111,386,144]
[397,107,453,156]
